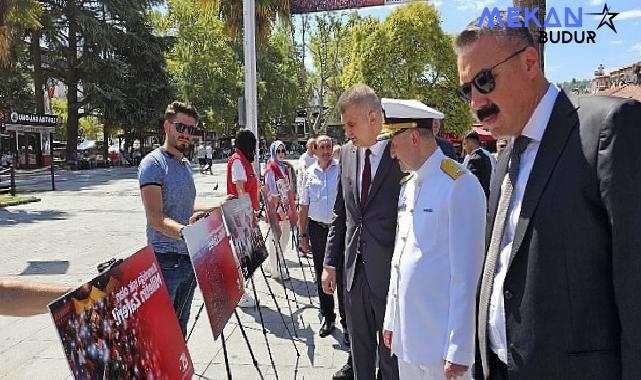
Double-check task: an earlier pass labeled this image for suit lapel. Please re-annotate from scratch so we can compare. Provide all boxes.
[509,90,580,266]
[364,142,392,210]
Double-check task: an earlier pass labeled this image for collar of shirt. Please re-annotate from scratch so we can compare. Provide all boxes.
[521,83,559,142]
[358,139,387,159]
[415,147,444,182]
[309,159,339,173]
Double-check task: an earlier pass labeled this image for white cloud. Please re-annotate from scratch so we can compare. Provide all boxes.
[589,0,604,5]
[431,0,443,7]
[629,42,641,54]
[618,10,641,21]
[455,0,496,11]
[609,40,624,44]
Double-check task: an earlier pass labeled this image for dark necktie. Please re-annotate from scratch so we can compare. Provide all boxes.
[360,148,372,209]
[477,134,531,374]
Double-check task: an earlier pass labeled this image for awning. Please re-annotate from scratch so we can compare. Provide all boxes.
[472,125,495,142]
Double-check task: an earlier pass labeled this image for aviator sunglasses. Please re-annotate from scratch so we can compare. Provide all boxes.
[457,46,529,102]
[171,122,196,134]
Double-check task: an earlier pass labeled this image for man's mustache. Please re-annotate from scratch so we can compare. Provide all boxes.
[476,104,500,122]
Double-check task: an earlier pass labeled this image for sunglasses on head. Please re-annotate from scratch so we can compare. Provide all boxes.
[171,122,196,135]
[457,46,529,102]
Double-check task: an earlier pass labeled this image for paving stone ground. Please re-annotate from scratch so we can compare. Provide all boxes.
[0,162,349,380]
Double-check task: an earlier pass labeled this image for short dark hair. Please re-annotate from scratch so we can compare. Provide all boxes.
[165,101,199,122]
[455,12,535,51]
[464,131,481,143]
[235,129,256,163]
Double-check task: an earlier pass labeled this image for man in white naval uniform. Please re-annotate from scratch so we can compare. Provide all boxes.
[379,98,486,380]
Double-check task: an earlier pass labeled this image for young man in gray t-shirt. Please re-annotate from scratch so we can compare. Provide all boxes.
[138,101,214,337]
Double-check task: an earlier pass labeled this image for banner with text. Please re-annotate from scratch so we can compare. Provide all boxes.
[49,246,193,380]
[290,0,413,14]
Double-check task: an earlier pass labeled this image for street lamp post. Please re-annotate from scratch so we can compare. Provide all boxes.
[243,0,260,174]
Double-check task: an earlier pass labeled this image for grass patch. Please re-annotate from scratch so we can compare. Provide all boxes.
[0,194,40,207]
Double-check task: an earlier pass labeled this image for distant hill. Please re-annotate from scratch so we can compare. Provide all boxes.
[556,78,590,93]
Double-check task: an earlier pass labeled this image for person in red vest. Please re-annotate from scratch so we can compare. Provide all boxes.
[227,129,259,212]
[226,129,259,307]
[263,140,295,280]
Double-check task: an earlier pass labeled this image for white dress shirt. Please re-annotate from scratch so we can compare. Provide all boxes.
[300,160,340,224]
[488,83,559,363]
[357,140,388,197]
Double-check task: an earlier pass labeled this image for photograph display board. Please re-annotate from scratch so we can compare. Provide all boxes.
[49,246,193,380]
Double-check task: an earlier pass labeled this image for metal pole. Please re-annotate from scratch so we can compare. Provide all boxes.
[243,0,259,174]
[50,132,55,191]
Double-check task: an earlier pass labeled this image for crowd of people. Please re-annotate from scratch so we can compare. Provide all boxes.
[3,13,640,380]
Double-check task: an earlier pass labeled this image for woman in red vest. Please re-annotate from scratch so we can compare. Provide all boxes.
[263,140,295,280]
[227,130,259,211]
[226,129,259,307]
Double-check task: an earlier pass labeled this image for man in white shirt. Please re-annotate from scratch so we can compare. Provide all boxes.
[297,137,317,205]
[380,100,486,380]
[204,143,213,175]
[298,135,344,339]
[196,143,206,171]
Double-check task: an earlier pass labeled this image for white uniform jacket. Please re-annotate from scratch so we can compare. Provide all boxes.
[383,148,486,369]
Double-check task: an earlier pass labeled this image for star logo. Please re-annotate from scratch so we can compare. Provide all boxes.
[586,3,619,33]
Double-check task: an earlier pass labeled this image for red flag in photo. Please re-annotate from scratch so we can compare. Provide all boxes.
[48,246,194,380]
[276,178,298,228]
[182,208,244,340]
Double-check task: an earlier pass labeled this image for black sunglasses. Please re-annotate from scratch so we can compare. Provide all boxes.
[457,46,529,102]
[277,149,286,154]
[172,122,196,134]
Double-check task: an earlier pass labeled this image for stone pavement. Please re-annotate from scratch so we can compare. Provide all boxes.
[0,163,349,379]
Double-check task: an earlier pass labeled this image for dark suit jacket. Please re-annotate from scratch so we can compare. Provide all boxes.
[324,141,403,298]
[475,91,641,380]
[437,136,458,160]
[467,148,492,199]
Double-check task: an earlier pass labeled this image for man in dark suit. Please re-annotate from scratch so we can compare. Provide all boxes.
[463,131,492,198]
[322,84,403,380]
[455,15,641,380]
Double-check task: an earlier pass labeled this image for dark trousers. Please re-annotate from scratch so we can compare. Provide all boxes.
[489,351,509,380]
[346,262,399,380]
[156,252,197,338]
[308,219,336,322]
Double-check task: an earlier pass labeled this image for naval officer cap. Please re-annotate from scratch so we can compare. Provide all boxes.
[378,98,445,141]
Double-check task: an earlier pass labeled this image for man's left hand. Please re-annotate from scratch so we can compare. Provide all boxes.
[443,360,468,379]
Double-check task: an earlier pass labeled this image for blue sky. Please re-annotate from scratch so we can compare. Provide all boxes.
[295,0,641,83]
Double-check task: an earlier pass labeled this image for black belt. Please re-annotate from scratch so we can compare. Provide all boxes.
[309,219,331,229]
[156,251,191,262]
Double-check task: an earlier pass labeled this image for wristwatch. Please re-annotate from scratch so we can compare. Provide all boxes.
[179,226,186,241]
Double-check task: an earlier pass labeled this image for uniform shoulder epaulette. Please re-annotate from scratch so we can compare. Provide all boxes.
[440,159,464,180]
[399,173,414,186]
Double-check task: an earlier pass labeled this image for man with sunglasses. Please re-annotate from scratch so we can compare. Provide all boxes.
[456,14,641,380]
[381,98,486,380]
[138,101,218,337]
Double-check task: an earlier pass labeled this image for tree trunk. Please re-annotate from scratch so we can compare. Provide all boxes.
[64,2,79,165]
[30,29,45,114]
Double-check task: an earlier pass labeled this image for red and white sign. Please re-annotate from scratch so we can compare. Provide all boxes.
[183,208,244,340]
[49,246,194,380]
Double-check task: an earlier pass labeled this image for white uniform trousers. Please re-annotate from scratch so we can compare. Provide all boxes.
[398,359,472,380]
[266,220,291,279]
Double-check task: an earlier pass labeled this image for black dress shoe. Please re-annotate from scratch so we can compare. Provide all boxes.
[332,361,354,380]
[343,331,350,347]
[319,320,335,337]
